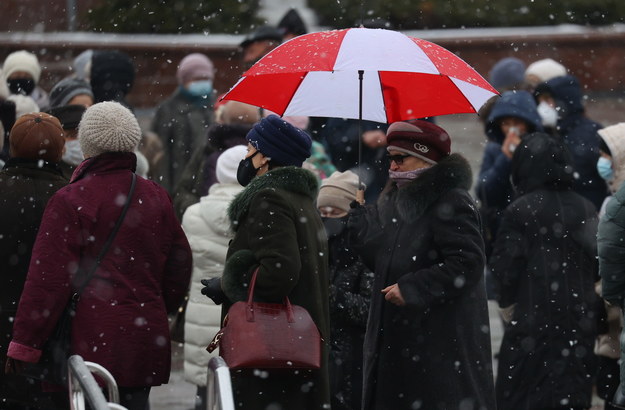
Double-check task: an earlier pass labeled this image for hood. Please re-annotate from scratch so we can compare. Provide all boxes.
[199,183,244,237]
[206,122,251,152]
[534,75,584,119]
[486,90,543,143]
[227,166,319,230]
[511,132,575,195]
[599,123,625,193]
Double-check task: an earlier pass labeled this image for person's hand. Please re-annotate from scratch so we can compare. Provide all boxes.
[200,278,226,305]
[382,284,406,306]
[501,127,521,159]
[5,357,26,375]
[362,130,386,148]
[347,200,366,231]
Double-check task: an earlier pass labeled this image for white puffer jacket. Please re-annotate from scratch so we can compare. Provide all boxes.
[181,182,242,386]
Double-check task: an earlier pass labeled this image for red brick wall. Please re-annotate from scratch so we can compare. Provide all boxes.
[1,30,623,108]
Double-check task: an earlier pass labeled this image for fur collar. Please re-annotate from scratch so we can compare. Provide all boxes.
[380,153,473,223]
[227,166,319,230]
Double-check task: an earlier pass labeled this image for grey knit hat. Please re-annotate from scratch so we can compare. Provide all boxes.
[78,101,141,158]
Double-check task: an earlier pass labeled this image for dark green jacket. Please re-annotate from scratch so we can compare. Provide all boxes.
[222,166,330,410]
[151,88,214,193]
[599,185,625,305]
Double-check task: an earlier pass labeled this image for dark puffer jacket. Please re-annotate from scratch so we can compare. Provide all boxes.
[490,132,598,410]
[323,216,374,410]
[535,75,607,210]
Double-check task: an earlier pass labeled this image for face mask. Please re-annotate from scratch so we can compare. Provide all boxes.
[389,167,431,187]
[537,101,558,128]
[236,151,261,187]
[186,80,213,97]
[62,139,84,166]
[321,216,348,238]
[7,78,35,96]
[597,156,614,181]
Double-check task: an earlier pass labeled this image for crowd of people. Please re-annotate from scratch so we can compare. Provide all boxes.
[0,10,624,410]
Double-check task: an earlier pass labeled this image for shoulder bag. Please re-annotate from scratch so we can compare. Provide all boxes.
[207,267,322,370]
[20,173,137,385]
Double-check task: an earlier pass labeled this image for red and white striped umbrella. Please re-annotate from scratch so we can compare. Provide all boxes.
[222,27,498,123]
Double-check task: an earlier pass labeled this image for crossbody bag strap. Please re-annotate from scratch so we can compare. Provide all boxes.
[73,173,137,301]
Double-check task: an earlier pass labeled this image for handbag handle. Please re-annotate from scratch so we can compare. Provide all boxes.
[246,267,295,323]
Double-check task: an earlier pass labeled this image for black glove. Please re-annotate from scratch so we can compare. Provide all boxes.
[201,277,226,305]
[347,200,366,231]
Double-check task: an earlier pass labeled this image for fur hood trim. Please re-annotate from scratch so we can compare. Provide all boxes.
[383,153,473,223]
[227,166,319,230]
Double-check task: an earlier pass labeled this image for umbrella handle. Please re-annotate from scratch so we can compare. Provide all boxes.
[356,189,365,205]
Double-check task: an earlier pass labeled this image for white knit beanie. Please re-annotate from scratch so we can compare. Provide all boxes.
[3,50,42,83]
[216,145,247,184]
[524,58,567,85]
[78,101,141,158]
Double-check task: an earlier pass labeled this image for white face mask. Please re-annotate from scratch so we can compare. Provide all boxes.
[537,101,558,128]
[62,139,84,166]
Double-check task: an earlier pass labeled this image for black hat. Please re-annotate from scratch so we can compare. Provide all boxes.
[90,50,135,102]
[46,104,86,130]
[277,9,307,37]
[240,26,283,49]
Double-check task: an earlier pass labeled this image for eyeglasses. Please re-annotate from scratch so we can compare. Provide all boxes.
[387,154,411,165]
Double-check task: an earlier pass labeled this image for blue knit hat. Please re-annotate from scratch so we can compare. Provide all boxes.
[246,115,312,167]
[489,57,526,91]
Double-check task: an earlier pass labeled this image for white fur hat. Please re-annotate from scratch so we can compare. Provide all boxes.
[525,58,567,86]
[3,50,42,83]
[216,145,247,184]
[78,101,141,158]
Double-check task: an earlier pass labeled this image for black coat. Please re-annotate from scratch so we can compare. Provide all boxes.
[490,133,598,410]
[0,158,67,406]
[351,154,496,410]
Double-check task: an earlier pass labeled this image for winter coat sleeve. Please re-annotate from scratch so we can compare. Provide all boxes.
[244,189,302,301]
[598,197,625,306]
[397,190,486,310]
[347,203,384,271]
[172,144,206,220]
[329,261,374,327]
[8,193,80,362]
[488,202,527,309]
[476,142,513,208]
[161,195,193,314]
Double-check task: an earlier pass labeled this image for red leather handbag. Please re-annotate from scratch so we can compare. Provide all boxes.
[207,268,322,370]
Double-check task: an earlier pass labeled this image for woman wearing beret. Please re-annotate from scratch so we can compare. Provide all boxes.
[348,120,496,410]
[202,114,330,409]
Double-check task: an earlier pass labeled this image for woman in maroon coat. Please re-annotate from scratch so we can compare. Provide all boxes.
[6,102,193,410]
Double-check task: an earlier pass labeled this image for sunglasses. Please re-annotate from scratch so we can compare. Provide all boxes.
[387,154,411,165]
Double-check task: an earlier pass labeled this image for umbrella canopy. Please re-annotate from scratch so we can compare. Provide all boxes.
[222,27,498,123]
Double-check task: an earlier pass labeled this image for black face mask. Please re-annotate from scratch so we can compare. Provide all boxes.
[7,78,35,96]
[321,216,348,238]
[236,151,261,187]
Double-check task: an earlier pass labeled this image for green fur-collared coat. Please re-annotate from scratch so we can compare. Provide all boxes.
[221,166,330,410]
[351,154,497,410]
